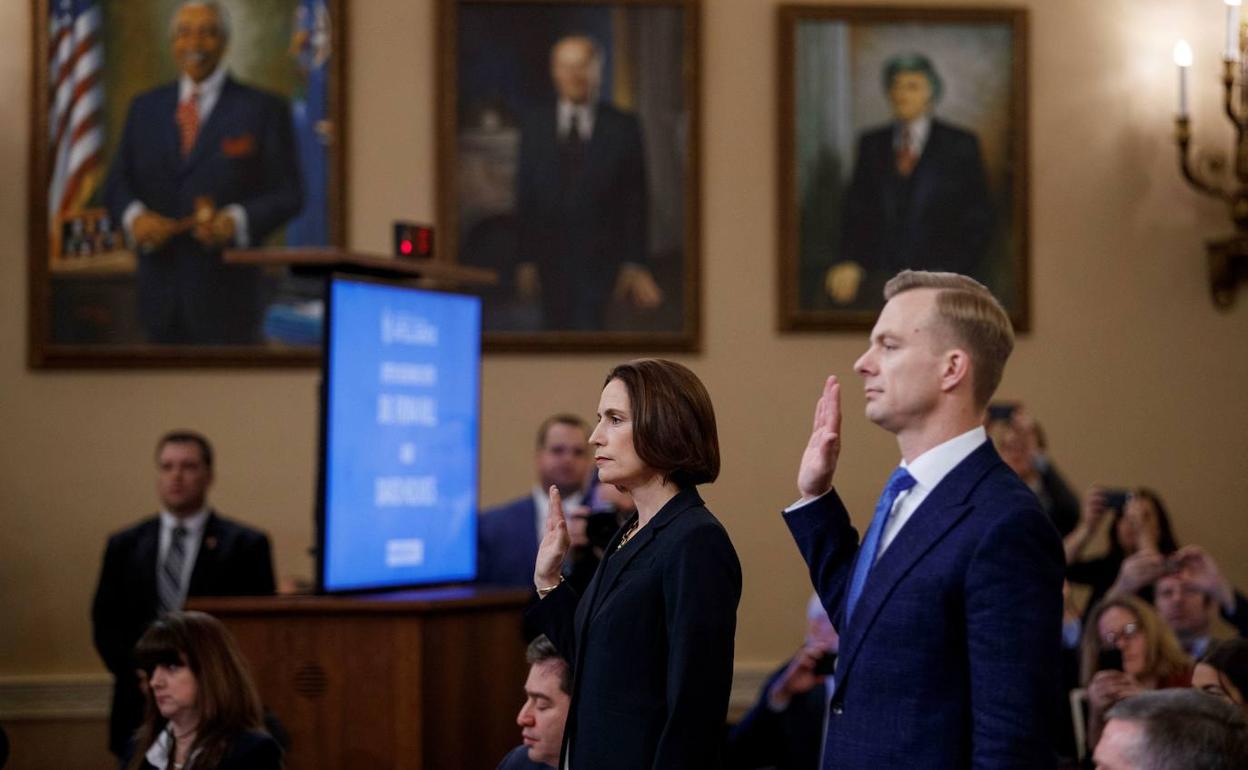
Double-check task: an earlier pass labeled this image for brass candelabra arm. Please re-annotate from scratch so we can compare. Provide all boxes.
[1175,117,1232,201]
[1222,60,1244,129]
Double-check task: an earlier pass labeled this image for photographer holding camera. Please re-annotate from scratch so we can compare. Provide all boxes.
[1065,488,1180,616]
[1079,595,1192,755]
[728,593,839,770]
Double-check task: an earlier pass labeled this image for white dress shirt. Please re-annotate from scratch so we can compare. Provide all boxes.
[876,426,986,558]
[894,113,932,159]
[787,425,987,562]
[557,100,595,141]
[158,508,210,607]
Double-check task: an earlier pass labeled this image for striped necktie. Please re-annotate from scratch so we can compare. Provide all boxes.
[176,88,200,158]
[158,525,189,614]
[844,467,916,627]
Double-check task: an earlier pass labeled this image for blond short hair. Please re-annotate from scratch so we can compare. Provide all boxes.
[883,270,1014,408]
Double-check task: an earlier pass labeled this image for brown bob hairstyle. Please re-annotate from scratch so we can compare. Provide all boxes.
[603,359,719,488]
[127,611,268,770]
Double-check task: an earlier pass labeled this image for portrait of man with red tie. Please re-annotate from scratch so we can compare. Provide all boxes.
[103,0,304,344]
[779,7,1028,329]
[830,53,994,310]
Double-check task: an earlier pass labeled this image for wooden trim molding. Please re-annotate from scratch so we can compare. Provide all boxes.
[0,674,112,720]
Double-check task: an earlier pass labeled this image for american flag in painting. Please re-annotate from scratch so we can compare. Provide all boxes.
[47,0,104,231]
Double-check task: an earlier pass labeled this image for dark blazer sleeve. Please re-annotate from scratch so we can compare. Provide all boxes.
[653,518,741,769]
[103,96,145,225]
[238,89,304,243]
[1222,590,1248,637]
[525,580,581,666]
[782,490,861,623]
[1040,464,1080,537]
[218,730,282,770]
[728,658,803,768]
[91,533,136,676]
[964,497,1065,769]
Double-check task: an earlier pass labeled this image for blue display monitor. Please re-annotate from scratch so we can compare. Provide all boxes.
[318,275,481,593]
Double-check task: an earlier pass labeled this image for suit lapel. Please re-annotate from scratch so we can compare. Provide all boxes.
[157,87,182,173]
[182,77,235,175]
[137,518,161,607]
[905,120,946,226]
[833,442,1000,689]
[187,511,222,595]
[579,488,702,630]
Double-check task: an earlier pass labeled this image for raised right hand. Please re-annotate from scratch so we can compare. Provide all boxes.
[534,485,571,589]
[797,376,842,502]
[1079,487,1109,529]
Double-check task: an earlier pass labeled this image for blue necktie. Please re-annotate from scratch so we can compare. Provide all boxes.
[844,467,916,627]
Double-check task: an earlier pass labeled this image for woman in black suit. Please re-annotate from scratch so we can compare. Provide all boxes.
[529,359,742,769]
[126,611,280,770]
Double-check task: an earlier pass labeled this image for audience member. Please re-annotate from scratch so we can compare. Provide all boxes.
[1081,596,1192,751]
[986,405,1080,536]
[1195,638,1248,714]
[478,414,592,589]
[496,635,570,770]
[528,359,741,769]
[1169,545,1248,637]
[92,431,275,759]
[728,594,837,770]
[1065,488,1178,615]
[1152,570,1218,658]
[126,611,280,770]
[1092,689,1248,770]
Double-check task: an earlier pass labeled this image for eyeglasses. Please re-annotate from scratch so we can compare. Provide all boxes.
[1101,622,1141,648]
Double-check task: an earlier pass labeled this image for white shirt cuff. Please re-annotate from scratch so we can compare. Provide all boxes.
[223,204,249,248]
[784,489,833,514]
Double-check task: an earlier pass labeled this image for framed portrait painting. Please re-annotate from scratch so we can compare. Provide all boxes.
[777,5,1030,331]
[28,0,345,367]
[437,0,701,352]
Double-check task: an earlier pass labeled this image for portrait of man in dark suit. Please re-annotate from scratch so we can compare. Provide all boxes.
[515,34,662,331]
[449,3,696,346]
[103,0,304,345]
[780,8,1028,330]
[829,53,993,308]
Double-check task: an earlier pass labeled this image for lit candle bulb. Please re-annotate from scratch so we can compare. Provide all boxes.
[1175,39,1193,118]
[1228,0,1242,62]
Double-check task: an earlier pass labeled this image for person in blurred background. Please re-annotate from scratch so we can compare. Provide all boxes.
[126,611,280,770]
[1080,595,1192,754]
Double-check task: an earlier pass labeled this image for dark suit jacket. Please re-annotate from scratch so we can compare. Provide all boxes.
[839,118,993,305]
[92,511,276,757]
[136,728,281,770]
[727,661,828,770]
[496,745,554,770]
[784,441,1065,769]
[104,76,303,344]
[477,495,539,589]
[515,102,647,330]
[528,488,741,770]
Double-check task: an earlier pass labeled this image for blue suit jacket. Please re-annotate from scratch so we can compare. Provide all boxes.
[495,745,553,770]
[784,441,1064,769]
[104,76,303,343]
[477,495,539,588]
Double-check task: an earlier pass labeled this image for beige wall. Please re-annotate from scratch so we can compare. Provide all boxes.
[2,0,1247,691]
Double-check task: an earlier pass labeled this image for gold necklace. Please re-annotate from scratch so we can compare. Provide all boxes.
[616,520,640,551]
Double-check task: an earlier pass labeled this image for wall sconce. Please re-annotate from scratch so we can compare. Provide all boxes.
[1173,0,1248,309]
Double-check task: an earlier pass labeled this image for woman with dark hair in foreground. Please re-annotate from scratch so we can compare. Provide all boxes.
[126,611,280,770]
[529,359,742,769]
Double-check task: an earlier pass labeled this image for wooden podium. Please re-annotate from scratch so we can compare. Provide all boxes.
[190,586,530,770]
